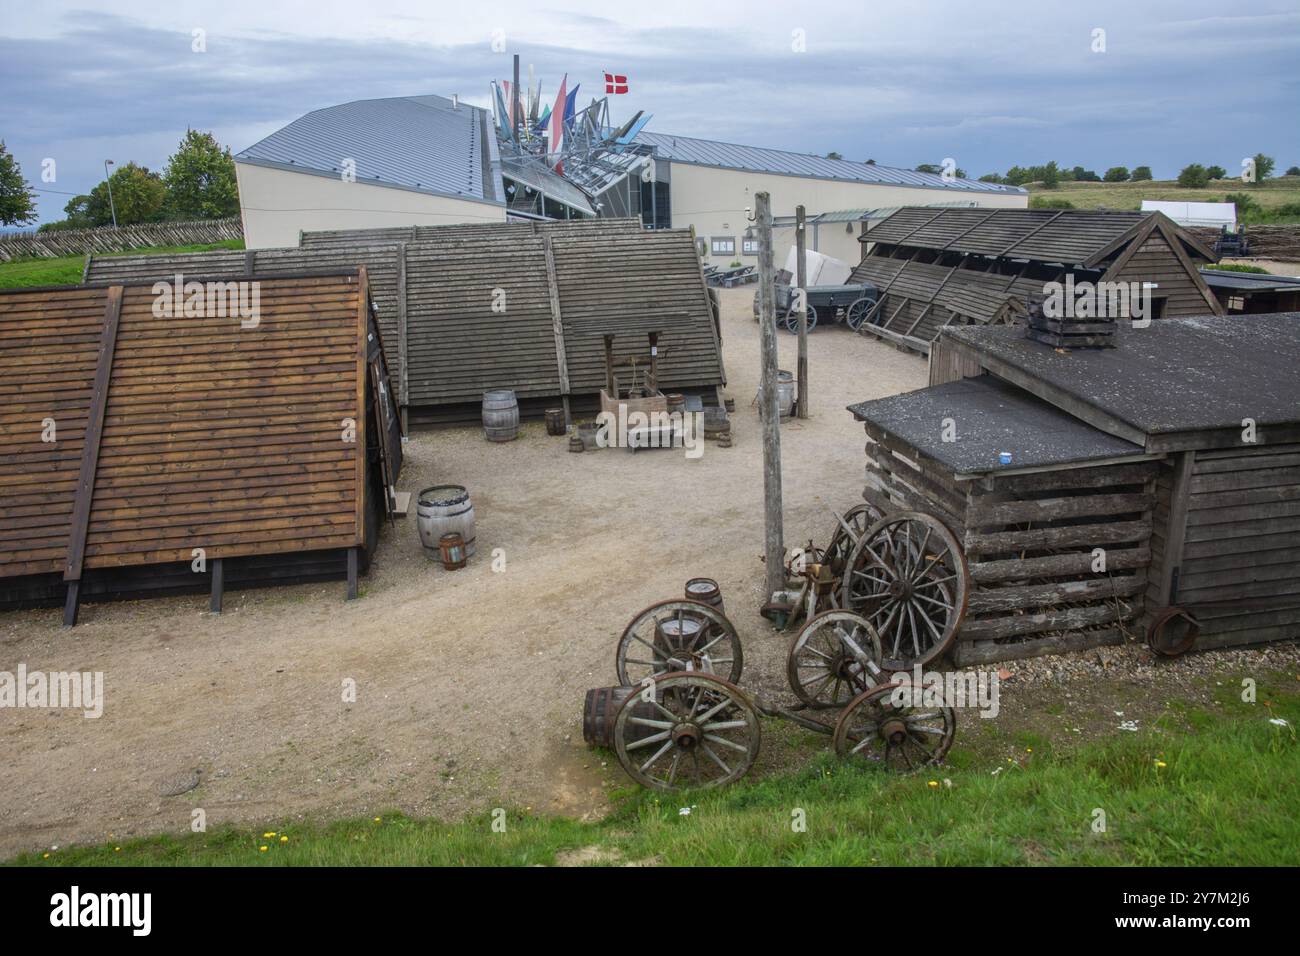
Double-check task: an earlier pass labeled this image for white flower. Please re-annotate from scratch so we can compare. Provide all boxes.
[1268,718,1291,728]
[678,807,691,816]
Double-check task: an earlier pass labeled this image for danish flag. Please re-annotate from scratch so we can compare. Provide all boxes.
[604,72,628,94]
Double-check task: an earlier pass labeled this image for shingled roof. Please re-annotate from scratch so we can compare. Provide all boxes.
[862,207,1216,268]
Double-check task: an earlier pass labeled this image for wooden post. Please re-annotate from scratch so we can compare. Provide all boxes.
[346,548,359,601]
[210,558,224,614]
[756,192,785,599]
[795,205,809,419]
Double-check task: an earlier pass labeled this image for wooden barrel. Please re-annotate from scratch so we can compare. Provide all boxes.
[758,372,795,420]
[438,532,467,570]
[417,484,477,557]
[703,405,730,436]
[666,393,686,416]
[544,408,566,436]
[482,389,519,442]
[684,578,724,613]
[583,686,657,749]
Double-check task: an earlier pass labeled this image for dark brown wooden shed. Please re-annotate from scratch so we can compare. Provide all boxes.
[0,271,399,622]
[851,207,1223,355]
[848,313,1300,663]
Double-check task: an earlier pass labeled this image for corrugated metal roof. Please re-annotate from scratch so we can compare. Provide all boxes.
[633,131,1026,194]
[237,95,501,204]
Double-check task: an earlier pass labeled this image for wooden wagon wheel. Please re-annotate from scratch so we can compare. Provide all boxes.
[615,599,743,686]
[783,304,818,334]
[1147,606,1200,657]
[845,296,875,331]
[612,672,761,791]
[825,503,882,577]
[832,683,956,770]
[839,511,969,670]
[787,610,885,709]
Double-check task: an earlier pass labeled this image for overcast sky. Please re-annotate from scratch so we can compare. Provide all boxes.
[3,1,1298,225]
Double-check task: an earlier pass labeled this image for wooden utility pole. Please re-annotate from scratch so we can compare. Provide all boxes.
[755,192,785,599]
[795,205,809,419]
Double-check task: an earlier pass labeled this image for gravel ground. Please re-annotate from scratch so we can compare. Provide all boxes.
[2,288,1295,858]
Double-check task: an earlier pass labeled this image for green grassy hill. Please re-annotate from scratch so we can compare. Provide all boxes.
[1028,176,1300,222]
[0,239,244,289]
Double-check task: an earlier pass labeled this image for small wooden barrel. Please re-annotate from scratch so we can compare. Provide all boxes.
[583,686,658,749]
[703,405,730,436]
[417,484,476,557]
[544,408,567,436]
[568,433,585,453]
[684,577,724,613]
[666,393,686,416]
[438,532,467,570]
[482,389,519,442]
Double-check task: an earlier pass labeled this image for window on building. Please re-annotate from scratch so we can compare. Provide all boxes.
[742,238,760,256]
[1227,295,1245,312]
[710,237,736,256]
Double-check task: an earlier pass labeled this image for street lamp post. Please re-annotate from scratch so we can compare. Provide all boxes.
[103,159,118,228]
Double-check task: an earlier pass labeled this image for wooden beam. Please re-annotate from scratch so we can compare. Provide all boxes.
[354,268,368,549]
[756,192,785,598]
[64,285,124,585]
[210,557,224,613]
[795,205,809,419]
[542,238,573,411]
[396,242,410,412]
[346,547,359,600]
[1159,451,1196,608]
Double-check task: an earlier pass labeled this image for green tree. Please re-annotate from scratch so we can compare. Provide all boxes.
[1224,192,1259,214]
[1177,163,1209,188]
[825,151,843,160]
[914,163,942,174]
[1039,160,1060,189]
[1131,166,1153,181]
[978,173,1003,184]
[1070,166,1100,182]
[163,130,240,219]
[87,162,167,225]
[0,141,38,226]
[1251,153,1275,181]
[1205,165,1227,180]
[1103,166,1130,182]
[1285,166,1300,177]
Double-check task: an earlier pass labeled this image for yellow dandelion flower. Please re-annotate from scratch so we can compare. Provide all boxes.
[1155,760,1167,768]
[280,835,288,843]
[259,845,268,852]
[43,853,50,859]
[114,847,121,852]
[373,817,381,823]
[927,780,939,788]
[263,832,276,838]
[1026,748,1032,753]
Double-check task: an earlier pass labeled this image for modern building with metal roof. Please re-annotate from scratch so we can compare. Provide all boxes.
[233,90,1030,256]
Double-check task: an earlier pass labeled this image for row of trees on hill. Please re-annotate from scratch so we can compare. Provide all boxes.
[978,155,1294,188]
[0,130,240,229]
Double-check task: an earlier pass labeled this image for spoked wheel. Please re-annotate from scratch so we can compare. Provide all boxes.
[787,611,884,709]
[783,304,817,334]
[833,683,956,770]
[825,503,882,577]
[840,511,969,670]
[845,296,875,331]
[615,599,743,686]
[613,672,761,791]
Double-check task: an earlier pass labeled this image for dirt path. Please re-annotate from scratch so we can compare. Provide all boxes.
[0,289,928,855]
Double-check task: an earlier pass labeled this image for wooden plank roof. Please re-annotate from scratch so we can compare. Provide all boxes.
[84,246,403,406]
[944,313,1300,451]
[847,375,1147,476]
[862,207,1213,268]
[0,275,370,580]
[298,217,644,249]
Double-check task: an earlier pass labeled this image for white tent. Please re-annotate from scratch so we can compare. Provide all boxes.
[1141,200,1236,230]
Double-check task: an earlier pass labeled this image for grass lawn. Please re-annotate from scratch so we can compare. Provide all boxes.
[1028,176,1300,221]
[0,240,245,290]
[10,676,1297,867]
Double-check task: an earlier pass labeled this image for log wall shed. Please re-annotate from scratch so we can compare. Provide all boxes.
[851,207,1223,356]
[0,271,400,622]
[853,313,1300,663]
[298,221,726,426]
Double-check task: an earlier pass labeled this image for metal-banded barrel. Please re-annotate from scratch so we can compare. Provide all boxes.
[482,389,519,442]
[582,686,658,749]
[417,484,477,557]
[544,408,566,436]
[684,577,724,613]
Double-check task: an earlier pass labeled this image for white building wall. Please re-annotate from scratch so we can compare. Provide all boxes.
[236,163,508,249]
[666,163,1028,268]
